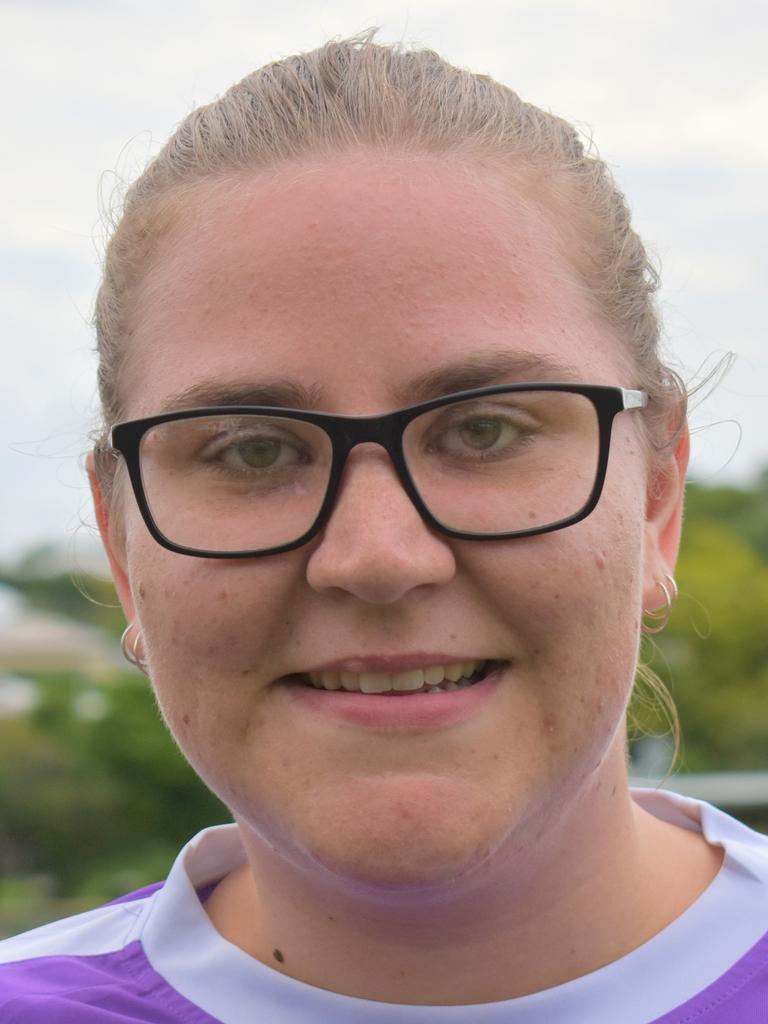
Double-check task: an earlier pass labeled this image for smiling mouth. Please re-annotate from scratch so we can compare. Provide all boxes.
[292,659,503,695]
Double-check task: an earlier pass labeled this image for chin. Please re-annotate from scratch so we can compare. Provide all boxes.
[306,835,497,899]
[271,778,512,898]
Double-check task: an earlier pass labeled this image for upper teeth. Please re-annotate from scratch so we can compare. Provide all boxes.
[305,660,487,694]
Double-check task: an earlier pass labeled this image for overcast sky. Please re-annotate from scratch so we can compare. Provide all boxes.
[1,0,766,565]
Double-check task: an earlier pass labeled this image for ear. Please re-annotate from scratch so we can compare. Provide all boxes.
[87,451,137,624]
[642,424,690,608]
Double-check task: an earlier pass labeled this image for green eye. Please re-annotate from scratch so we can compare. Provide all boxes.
[233,439,285,468]
[458,419,504,450]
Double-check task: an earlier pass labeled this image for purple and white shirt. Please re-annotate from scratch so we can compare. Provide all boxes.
[2,790,768,1022]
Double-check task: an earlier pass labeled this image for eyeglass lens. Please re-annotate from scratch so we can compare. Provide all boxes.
[404,389,597,534]
[137,390,600,553]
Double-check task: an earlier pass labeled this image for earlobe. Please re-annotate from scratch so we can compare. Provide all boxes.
[86,452,136,623]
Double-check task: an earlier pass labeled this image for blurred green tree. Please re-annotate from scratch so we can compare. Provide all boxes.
[632,486,768,771]
[0,675,229,900]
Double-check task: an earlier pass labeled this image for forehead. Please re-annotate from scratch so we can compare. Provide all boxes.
[123,153,632,417]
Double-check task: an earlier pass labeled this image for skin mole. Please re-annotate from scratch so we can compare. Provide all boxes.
[543,714,557,734]
[273,949,285,964]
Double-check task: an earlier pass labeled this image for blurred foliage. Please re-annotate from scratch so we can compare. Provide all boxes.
[1,472,768,933]
[629,476,768,771]
[685,473,768,562]
[0,674,229,924]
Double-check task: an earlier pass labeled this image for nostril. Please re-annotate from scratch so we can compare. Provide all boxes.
[305,531,456,603]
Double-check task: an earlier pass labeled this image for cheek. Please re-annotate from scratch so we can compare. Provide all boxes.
[126,546,309,754]
[133,545,296,657]
[472,516,641,642]
[464,498,644,715]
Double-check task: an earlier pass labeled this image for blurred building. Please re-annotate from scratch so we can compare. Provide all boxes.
[0,583,122,680]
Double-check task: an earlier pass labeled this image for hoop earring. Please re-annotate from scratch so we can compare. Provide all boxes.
[642,574,678,635]
[120,623,149,675]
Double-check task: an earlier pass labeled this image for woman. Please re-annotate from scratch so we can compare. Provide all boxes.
[2,34,767,1023]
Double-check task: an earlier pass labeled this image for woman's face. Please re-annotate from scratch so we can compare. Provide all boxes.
[95,153,684,888]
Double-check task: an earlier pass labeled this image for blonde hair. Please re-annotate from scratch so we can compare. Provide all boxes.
[94,30,684,441]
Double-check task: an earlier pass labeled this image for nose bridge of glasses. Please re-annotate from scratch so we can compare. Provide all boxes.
[326,408,417,512]
[333,407,406,462]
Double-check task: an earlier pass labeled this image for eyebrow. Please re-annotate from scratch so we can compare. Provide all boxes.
[164,378,325,411]
[393,351,584,405]
[161,350,583,413]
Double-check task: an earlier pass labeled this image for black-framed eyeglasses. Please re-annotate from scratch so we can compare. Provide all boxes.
[106,383,648,559]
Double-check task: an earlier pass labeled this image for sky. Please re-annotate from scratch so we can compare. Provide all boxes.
[1,0,766,565]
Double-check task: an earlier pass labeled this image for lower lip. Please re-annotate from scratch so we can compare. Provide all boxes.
[282,665,505,730]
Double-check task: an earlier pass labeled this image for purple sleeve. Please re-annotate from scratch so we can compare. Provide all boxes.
[0,941,222,1023]
[655,929,768,1023]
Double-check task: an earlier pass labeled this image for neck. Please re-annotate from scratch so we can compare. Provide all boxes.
[205,763,722,1004]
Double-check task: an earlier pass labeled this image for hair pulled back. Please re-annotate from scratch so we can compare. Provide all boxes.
[94,31,683,445]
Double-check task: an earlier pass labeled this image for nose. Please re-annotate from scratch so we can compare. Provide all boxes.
[305,446,456,603]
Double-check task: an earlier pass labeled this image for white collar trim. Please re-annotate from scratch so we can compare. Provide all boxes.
[141,791,768,1023]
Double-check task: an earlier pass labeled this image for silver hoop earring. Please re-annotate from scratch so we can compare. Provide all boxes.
[120,623,149,675]
[642,574,678,635]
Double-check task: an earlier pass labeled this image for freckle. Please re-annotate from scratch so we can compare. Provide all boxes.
[138,584,146,599]
[327,914,335,922]
[553,592,561,600]
[218,589,227,601]
[182,714,190,726]
[273,948,285,964]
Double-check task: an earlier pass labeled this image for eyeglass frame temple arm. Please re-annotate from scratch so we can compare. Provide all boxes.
[621,389,648,411]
